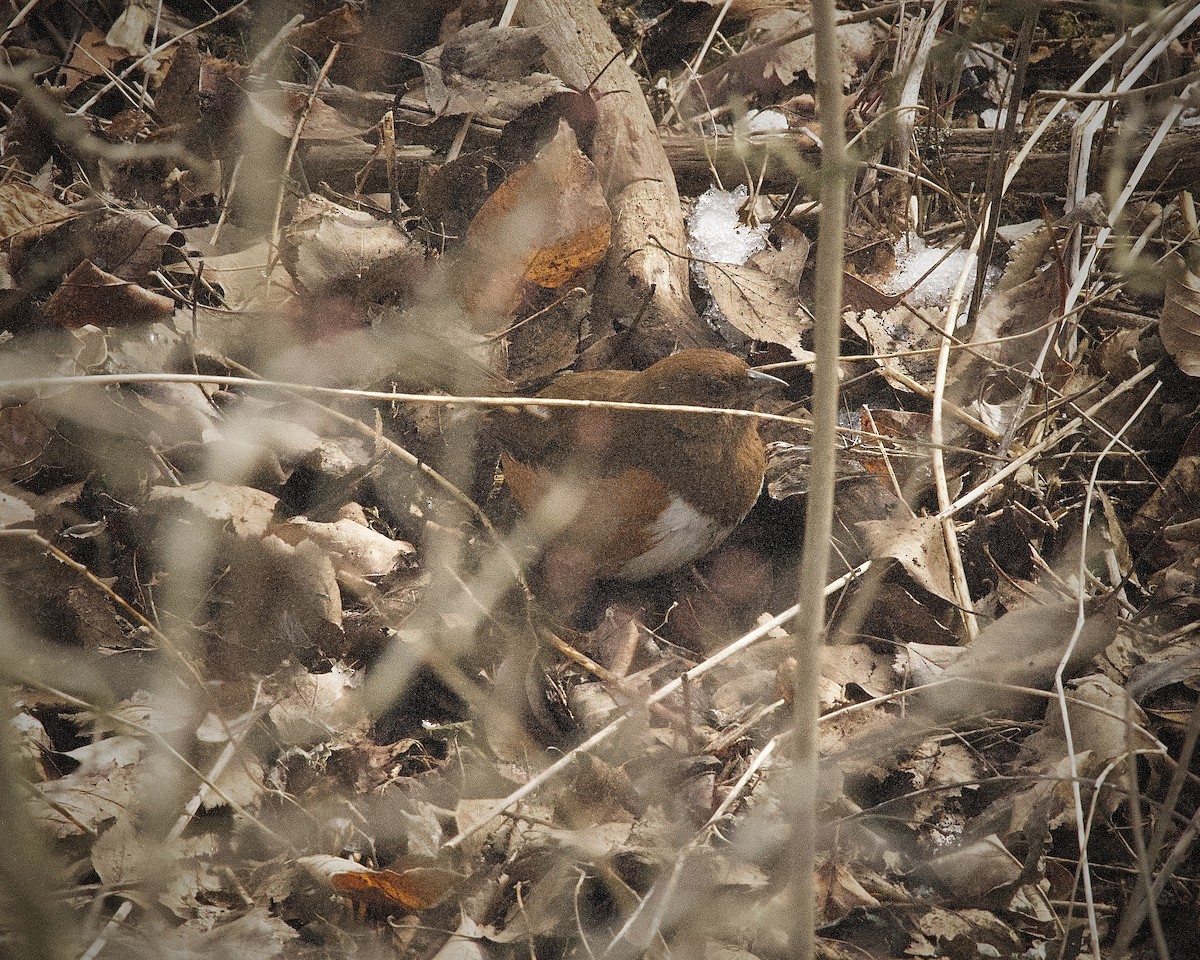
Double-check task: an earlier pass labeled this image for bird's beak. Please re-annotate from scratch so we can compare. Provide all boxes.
[748,368,788,396]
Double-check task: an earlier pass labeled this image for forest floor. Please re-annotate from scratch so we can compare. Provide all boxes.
[2,1,1200,958]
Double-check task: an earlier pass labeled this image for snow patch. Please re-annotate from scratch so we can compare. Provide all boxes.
[743,109,789,134]
[687,186,768,266]
[884,235,999,309]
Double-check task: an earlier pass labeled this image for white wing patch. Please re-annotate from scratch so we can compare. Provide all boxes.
[618,495,733,581]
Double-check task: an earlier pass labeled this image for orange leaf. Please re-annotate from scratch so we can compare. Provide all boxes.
[460,122,611,315]
[329,866,462,911]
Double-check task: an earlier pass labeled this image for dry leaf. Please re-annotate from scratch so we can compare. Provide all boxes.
[246,89,375,141]
[34,764,141,837]
[927,601,1120,719]
[419,21,565,119]
[153,41,202,130]
[43,260,174,328]
[749,11,879,88]
[289,4,364,59]
[0,405,52,479]
[702,239,812,359]
[147,482,280,539]
[845,303,942,392]
[816,857,881,923]
[170,242,296,309]
[106,2,152,55]
[952,267,1060,429]
[74,208,185,283]
[65,734,145,772]
[1160,258,1200,377]
[687,10,878,112]
[281,193,423,299]
[0,182,79,260]
[856,514,957,604]
[267,662,364,743]
[821,642,898,699]
[867,581,959,647]
[461,122,610,315]
[0,487,35,527]
[914,835,1021,899]
[159,909,298,956]
[299,854,462,911]
[61,28,129,92]
[1041,674,1161,776]
[914,906,1022,957]
[272,514,414,582]
[1129,424,1200,543]
[201,754,265,811]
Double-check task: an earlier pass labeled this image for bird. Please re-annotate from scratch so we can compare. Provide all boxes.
[492,349,786,592]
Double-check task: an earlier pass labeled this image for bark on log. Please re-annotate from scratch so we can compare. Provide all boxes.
[514,0,719,364]
[661,125,1200,198]
[303,106,1200,206]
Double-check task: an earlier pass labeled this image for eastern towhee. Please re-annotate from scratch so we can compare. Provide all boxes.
[492,349,785,595]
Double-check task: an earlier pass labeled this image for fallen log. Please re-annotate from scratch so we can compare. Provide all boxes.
[661,124,1200,197]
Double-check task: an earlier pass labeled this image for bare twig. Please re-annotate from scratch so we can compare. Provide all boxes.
[1054,381,1161,959]
[0,66,198,167]
[441,561,869,852]
[265,42,342,271]
[786,0,849,952]
[72,0,255,117]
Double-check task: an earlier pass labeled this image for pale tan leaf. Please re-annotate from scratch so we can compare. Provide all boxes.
[816,857,880,924]
[1160,259,1200,377]
[147,481,280,540]
[750,12,879,88]
[856,514,957,604]
[271,514,414,582]
[160,908,298,957]
[0,182,79,253]
[844,304,940,391]
[702,239,812,359]
[0,405,52,479]
[168,242,297,310]
[419,21,565,118]
[915,906,1022,956]
[281,193,423,299]
[246,89,374,141]
[34,765,140,837]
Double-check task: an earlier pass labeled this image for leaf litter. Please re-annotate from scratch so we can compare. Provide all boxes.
[0,3,1199,959]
